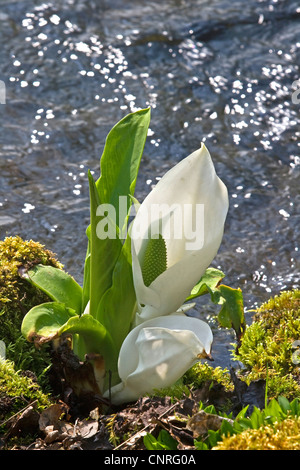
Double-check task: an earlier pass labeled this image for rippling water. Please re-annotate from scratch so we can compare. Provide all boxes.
[0,0,299,366]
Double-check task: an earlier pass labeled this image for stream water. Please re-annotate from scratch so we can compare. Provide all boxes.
[0,0,299,367]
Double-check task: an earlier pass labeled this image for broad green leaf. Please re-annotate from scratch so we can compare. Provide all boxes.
[265,398,286,422]
[278,396,291,415]
[220,419,234,437]
[96,107,151,228]
[24,264,83,314]
[185,268,225,302]
[144,430,178,450]
[217,285,246,341]
[186,270,246,343]
[84,109,150,319]
[59,314,119,382]
[158,430,178,450]
[207,429,222,448]
[21,301,77,343]
[96,234,136,351]
[250,407,264,429]
[235,405,249,421]
[88,171,122,318]
[143,433,162,450]
[186,271,246,344]
[59,315,116,361]
[194,440,209,450]
[290,398,300,416]
[234,417,252,431]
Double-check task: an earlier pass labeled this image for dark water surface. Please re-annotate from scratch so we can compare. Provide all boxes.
[0,0,299,366]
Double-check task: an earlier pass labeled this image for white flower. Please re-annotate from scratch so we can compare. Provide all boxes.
[104,314,213,405]
[131,143,228,324]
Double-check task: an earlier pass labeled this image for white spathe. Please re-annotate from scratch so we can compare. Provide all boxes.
[131,143,229,324]
[104,314,213,405]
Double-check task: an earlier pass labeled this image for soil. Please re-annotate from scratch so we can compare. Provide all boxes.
[0,361,266,451]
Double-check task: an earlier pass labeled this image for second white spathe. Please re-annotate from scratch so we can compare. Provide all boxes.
[104,314,213,405]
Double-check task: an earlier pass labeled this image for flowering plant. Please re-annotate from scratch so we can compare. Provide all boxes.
[21,108,245,404]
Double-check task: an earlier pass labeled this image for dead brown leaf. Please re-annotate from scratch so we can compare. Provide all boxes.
[187,410,234,438]
[4,404,40,438]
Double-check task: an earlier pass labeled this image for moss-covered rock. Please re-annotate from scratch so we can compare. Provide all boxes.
[233,289,300,400]
[0,236,62,378]
[184,362,233,392]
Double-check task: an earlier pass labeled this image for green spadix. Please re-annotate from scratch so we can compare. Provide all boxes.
[141,234,167,287]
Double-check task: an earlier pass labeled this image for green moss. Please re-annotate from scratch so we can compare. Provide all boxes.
[234,289,300,400]
[0,359,52,425]
[213,416,300,450]
[254,289,300,327]
[149,381,191,401]
[0,236,62,377]
[146,363,233,404]
[184,362,234,392]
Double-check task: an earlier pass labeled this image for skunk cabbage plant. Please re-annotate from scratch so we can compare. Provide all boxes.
[21,108,245,404]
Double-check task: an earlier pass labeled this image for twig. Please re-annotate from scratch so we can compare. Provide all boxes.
[0,399,38,427]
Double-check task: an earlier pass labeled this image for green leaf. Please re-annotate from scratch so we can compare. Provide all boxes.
[217,285,246,341]
[277,396,291,415]
[21,301,77,343]
[265,398,286,423]
[207,429,222,448]
[25,264,83,314]
[235,405,249,422]
[249,407,264,429]
[82,235,91,312]
[143,430,178,450]
[143,433,161,450]
[96,234,136,351]
[96,107,151,228]
[58,314,118,377]
[88,171,122,318]
[203,404,217,414]
[86,109,151,321]
[235,417,253,431]
[186,270,246,344]
[220,418,234,437]
[185,268,225,302]
[290,398,300,416]
[85,108,150,320]
[194,440,209,450]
